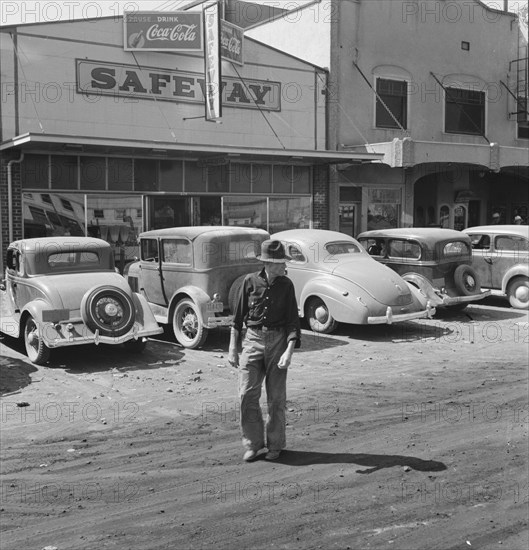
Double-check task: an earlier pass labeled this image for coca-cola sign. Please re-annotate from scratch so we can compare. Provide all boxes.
[220,20,244,66]
[124,11,203,51]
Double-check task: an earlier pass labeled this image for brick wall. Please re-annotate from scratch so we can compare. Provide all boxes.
[312,165,329,229]
[1,152,23,267]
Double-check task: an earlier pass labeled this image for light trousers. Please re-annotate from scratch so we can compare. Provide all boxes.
[238,327,288,452]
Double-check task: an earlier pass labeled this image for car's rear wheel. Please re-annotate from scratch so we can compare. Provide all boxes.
[306,297,337,334]
[81,286,135,337]
[173,298,208,349]
[507,277,529,310]
[24,316,51,365]
[454,265,481,296]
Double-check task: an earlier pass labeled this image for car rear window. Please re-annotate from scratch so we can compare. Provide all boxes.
[443,241,470,258]
[324,241,361,255]
[388,239,421,260]
[47,251,100,268]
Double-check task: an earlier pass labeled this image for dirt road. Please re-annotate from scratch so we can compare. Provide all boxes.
[1,298,528,550]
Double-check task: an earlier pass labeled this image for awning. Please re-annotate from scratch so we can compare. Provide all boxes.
[1,133,383,165]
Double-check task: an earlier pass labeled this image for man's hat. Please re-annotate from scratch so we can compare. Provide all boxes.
[492,212,500,219]
[258,240,286,263]
[514,215,522,222]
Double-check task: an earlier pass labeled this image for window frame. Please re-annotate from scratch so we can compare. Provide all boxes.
[375,77,409,130]
[444,86,486,136]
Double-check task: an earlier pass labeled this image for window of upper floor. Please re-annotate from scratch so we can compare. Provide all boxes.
[445,87,485,136]
[375,78,408,130]
[517,98,528,139]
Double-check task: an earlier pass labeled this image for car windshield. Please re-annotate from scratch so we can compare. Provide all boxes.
[324,241,361,255]
[442,241,470,258]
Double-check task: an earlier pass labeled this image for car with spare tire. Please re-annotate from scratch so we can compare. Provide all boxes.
[125,226,270,348]
[357,227,490,310]
[0,237,163,365]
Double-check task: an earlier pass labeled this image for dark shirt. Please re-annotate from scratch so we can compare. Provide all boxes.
[232,268,301,348]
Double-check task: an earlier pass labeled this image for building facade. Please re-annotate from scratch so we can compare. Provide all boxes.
[248,0,529,235]
[0,11,380,268]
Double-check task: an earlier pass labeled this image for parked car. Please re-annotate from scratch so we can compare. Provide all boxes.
[0,237,163,365]
[462,225,529,310]
[271,229,435,333]
[357,228,490,310]
[125,226,270,348]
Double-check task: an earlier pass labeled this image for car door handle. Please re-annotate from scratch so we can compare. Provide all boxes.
[484,258,493,265]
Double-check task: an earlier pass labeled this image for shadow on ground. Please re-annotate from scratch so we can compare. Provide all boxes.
[0,340,38,395]
[269,450,447,474]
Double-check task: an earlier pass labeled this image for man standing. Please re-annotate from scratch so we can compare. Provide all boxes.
[228,240,301,462]
[491,212,501,224]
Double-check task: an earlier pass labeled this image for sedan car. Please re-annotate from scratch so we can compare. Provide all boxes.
[357,228,490,310]
[462,225,529,309]
[125,226,270,348]
[271,229,435,333]
[0,237,163,365]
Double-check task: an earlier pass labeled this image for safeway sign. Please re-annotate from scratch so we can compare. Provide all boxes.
[124,11,203,51]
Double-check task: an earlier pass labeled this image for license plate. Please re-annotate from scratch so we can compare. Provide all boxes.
[207,301,224,312]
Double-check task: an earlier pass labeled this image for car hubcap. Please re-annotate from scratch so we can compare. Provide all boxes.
[95,297,124,327]
[515,286,529,303]
[315,305,329,323]
[465,275,476,290]
[182,310,198,337]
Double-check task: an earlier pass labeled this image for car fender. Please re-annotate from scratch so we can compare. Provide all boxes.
[299,277,369,324]
[131,292,161,329]
[168,285,211,322]
[501,264,529,294]
[401,272,443,306]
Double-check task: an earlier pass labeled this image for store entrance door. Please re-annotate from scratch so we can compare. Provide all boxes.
[339,203,359,237]
[149,197,190,230]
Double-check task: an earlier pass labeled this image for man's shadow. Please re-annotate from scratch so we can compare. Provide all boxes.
[267,450,447,474]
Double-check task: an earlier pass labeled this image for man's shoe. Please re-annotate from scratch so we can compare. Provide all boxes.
[265,450,281,461]
[243,450,258,462]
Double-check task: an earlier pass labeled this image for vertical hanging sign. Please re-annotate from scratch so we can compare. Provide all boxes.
[203,2,222,122]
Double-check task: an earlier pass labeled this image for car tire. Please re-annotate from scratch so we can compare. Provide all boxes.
[306,297,338,334]
[81,286,135,337]
[228,274,247,313]
[507,277,529,310]
[24,315,51,365]
[123,338,147,353]
[454,265,481,296]
[173,298,208,349]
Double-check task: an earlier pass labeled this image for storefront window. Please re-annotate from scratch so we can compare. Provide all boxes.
[292,166,311,194]
[367,188,401,230]
[269,197,311,233]
[223,196,267,230]
[23,192,84,237]
[230,163,252,193]
[160,160,183,192]
[21,154,49,189]
[80,157,106,190]
[50,155,78,189]
[208,165,229,193]
[108,158,133,191]
[252,164,272,193]
[273,165,292,193]
[87,194,142,271]
[135,159,158,191]
[185,161,207,192]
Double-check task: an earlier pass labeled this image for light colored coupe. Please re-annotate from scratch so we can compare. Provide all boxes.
[271,229,436,333]
[0,237,163,364]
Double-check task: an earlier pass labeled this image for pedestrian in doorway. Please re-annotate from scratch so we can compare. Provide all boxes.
[228,240,301,462]
[491,212,501,224]
[514,215,523,225]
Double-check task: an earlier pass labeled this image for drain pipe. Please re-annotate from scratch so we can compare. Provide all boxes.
[7,152,24,243]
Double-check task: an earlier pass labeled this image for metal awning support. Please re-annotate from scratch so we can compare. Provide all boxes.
[430,72,490,144]
[353,60,409,135]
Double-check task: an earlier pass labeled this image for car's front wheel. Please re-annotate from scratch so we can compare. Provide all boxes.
[507,277,529,310]
[173,298,208,349]
[306,297,337,334]
[24,315,51,365]
[454,265,481,296]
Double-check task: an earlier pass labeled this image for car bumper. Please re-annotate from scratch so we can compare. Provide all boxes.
[440,290,491,306]
[205,315,234,328]
[368,302,436,324]
[42,322,164,349]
